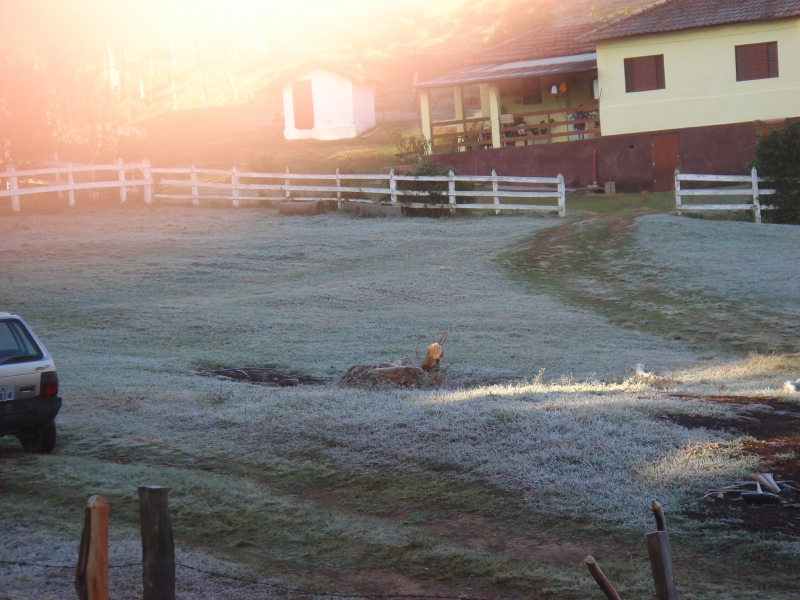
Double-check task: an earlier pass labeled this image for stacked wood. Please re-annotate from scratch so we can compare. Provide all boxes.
[704,472,796,505]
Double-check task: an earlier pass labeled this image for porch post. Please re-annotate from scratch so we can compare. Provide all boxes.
[419,88,433,153]
[488,83,502,149]
[453,86,465,152]
[453,86,465,132]
[479,83,491,117]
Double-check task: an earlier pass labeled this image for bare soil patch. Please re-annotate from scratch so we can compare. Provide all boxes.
[664,394,800,535]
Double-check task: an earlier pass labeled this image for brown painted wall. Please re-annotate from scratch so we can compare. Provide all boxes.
[429,121,760,193]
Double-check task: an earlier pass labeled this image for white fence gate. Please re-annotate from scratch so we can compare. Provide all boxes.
[1,161,567,216]
[675,167,776,223]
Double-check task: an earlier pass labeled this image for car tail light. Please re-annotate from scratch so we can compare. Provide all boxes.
[40,371,58,397]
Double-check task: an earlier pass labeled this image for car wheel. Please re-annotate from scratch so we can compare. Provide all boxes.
[18,420,57,454]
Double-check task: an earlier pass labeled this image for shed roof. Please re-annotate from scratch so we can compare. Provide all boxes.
[590,0,800,42]
[416,53,597,88]
[272,59,385,86]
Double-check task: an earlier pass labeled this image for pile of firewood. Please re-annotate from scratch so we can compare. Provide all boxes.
[705,472,800,507]
[341,332,448,387]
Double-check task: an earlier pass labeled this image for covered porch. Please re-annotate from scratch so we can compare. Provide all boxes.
[417,53,601,153]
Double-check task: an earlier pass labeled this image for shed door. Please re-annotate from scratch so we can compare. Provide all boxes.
[652,134,680,192]
[292,80,314,130]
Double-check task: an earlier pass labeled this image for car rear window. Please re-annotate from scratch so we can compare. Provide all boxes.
[0,319,43,365]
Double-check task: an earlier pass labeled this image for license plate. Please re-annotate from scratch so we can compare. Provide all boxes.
[0,386,13,401]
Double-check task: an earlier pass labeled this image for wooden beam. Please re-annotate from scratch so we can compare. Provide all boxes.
[139,486,176,600]
[419,89,433,151]
[488,83,501,149]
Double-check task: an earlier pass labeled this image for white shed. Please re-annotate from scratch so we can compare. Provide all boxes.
[279,60,383,141]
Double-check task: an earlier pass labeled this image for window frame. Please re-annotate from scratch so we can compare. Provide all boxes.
[735,41,779,82]
[521,77,542,105]
[624,54,666,93]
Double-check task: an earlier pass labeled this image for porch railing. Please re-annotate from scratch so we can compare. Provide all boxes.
[431,105,600,153]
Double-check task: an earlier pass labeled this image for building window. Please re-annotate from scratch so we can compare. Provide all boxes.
[624,55,665,93]
[521,77,542,105]
[292,80,314,130]
[736,42,778,81]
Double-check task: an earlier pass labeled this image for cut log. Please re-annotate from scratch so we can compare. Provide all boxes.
[278,200,325,215]
[355,203,402,218]
[421,343,444,372]
[340,359,436,387]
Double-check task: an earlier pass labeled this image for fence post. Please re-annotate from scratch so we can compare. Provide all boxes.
[54,152,64,200]
[139,486,175,600]
[143,158,152,204]
[389,168,397,205]
[285,166,291,201]
[557,173,566,217]
[336,167,342,209]
[448,170,456,213]
[231,166,240,207]
[74,495,109,600]
[191,164,199,205]
[674,168,682,216]
[645,500,678,600]
[491,169,499,215]
[6,165,19,212]
[751,166,762,224]
[117,158,127,203]
[68,163,76,207]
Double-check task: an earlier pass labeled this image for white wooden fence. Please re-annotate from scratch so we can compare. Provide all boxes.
[675,167,776,223]
[1,161,566,216]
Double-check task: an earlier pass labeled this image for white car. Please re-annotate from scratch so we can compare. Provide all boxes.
[0,313,61,453]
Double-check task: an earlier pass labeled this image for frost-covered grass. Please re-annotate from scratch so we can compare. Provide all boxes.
[1,204,799,599]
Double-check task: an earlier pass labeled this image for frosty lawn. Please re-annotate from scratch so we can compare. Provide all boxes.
[0,204,798,599]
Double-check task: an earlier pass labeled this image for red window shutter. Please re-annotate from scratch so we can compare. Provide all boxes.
[768,41,779,77]
[291,80,314,130]
[624,55,665,93]
[736,42,779,81]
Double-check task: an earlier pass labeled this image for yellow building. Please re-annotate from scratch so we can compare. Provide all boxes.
[421,0,800,193]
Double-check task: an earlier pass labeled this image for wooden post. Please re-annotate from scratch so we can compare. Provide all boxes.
[674,168,682,216]
[285,166,291,201]
[448,170,456,212]
[68,163,76,207]
[557,173,566,217]
[492,169,500,215]
[190,164,199,205]
[139,486,175,600]
[336,167,342,209]
[7,165,19,212]
[453,86,465,152]
[488,84,502,149]
[117,158,127,203]
[74,495,109,600]
[231,166,240,207]
[389,168,397,205]
[419,89,433,152]
[143,158,152,204]
[652,499,667,532]
[54,152,64,199]
[751,166,762,224]
[584,556,622,600]
[646,531,678,600]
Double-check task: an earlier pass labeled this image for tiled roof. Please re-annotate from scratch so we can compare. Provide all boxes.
[590,0,800,41]
[471,24,598,65]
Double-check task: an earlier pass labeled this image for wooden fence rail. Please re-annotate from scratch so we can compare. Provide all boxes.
[675,167,776,223]
[2,161,567,216]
